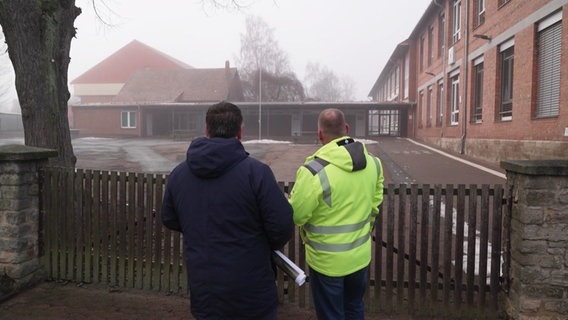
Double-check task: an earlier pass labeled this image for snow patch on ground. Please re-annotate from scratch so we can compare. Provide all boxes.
[243,139,292,144]
[242,138,377,145]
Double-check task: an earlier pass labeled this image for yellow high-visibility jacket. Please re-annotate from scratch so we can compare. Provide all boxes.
[289,136,384,277]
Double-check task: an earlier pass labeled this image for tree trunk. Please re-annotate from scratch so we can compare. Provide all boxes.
[0,0,81,167]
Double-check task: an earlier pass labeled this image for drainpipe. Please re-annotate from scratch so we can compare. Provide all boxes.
[460,0,470,154]
[436,0,446,143]
[412,102,417,139]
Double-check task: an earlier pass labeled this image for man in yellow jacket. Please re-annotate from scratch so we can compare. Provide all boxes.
[289,108,384,320]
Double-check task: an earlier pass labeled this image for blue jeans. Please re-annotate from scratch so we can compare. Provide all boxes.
[309,265,369,320]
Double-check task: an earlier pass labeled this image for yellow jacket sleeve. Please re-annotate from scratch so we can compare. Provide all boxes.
[288,166,320,227]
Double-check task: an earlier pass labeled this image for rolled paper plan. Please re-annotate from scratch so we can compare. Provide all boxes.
[273,250,306,286]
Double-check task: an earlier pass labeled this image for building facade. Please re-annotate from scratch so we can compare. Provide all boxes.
[370,0,568,164]
[70,40,410,140]
[69,40,245,137]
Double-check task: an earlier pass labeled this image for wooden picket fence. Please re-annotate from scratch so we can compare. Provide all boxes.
[40,167,509,318]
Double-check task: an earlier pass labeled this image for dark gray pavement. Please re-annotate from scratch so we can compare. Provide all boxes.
[370,137,506,186]
[0,134,507,186]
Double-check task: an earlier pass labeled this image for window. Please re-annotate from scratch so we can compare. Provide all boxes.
[394,65,400,99]
[174,111,198,131]
[419,90,424,128]
[428,25,434,66]
[386,75,392,101]
[369,109,401,136]
[438,12,445,58]
[452,0,461,43]
[427,86,433,127]
[387,67,400,101]
[498,0,511,7]
[121,111,136,128]
[472,58,484,123]
[499,41,514,121]
[536,13,562,118]
[450,74,459,125]
[404,55,410,99]
[475,0,485,27]
[420,35,425,71]
[437,81,444,126]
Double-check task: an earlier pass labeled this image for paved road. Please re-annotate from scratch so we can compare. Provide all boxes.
[371,137,506,186]
[0,135,507,185]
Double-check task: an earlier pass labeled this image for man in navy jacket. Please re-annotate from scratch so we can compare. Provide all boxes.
[161,101,294,319]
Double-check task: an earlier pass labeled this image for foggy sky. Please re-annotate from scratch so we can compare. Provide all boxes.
[70,0,430,100]
[1,0,431,112]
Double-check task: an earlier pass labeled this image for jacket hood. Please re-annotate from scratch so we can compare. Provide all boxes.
[310,136,368,172]
[186,137,248,178]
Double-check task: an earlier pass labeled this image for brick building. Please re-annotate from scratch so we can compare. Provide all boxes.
[369,0,568,163]
[70,40,408,140]
[69,40,244,137]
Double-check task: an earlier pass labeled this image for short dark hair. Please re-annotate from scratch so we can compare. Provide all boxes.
[206,101,243,138]
[318,108,346,138]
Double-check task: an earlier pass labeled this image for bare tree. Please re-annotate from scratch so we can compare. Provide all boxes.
[339,74,355,101]
[247,69,304,102]
[237,15,304,102]
[0,0,244,166]
[0,1,79,166]
[304,62,355,102]
[0,28,14,111]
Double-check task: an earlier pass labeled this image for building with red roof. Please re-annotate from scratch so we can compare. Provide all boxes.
[69,40,244,137]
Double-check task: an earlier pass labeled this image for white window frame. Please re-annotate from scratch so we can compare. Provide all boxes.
[427,86,433,127]
[419,90,425,128]
[452,0,461,43]
[499,40,514,121]
[121,111,137,129]
[437,80,444,126]
[472,57,484,123]
[428,25,434,66]
[394,65,400,98]
[404,55,410,99]
[439,11,446,58]
[420,34,425,71]
[450,75,460,125]
[476,0,486,26]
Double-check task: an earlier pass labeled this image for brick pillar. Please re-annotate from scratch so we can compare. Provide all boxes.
[0,144,56,300]
[500,160,568,319]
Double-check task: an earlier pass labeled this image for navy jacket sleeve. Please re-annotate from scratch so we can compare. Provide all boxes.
[254,163,294,250]
[161,172,182,232]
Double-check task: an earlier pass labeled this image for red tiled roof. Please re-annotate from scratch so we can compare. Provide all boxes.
[71,40,192,84]
[112,68,239,103]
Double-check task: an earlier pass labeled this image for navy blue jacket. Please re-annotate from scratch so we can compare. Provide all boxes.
[161,137,293,319]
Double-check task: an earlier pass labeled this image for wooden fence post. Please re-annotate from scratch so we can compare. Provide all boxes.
[0,144,56,301]
[500,160,568,319]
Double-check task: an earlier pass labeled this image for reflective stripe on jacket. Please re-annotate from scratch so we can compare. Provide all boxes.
[289,136,384,276]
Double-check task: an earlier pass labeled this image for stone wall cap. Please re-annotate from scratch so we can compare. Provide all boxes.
[500,160,568,176]
[0,144,58,161]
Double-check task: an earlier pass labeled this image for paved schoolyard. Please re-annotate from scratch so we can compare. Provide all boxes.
[0,134,506,185]
[71,136,506,185]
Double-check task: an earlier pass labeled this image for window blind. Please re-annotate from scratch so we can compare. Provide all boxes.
[536,21,561,118]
